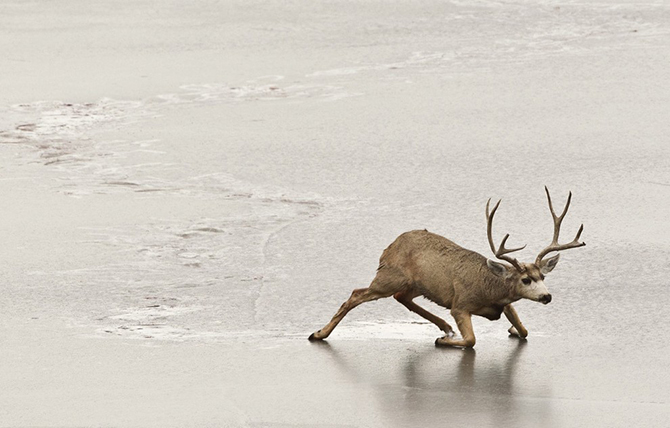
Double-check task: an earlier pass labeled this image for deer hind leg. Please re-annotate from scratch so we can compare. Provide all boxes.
[309,270,406,341]
[394,290,454,336]
[435,309,476,348]
[503,304,528,338]
[308,288,388,341]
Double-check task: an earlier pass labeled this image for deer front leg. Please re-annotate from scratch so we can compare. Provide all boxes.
[435,310,475,348]
[503,304,528,338]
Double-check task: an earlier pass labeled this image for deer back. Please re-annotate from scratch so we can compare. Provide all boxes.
[378,230,513,309]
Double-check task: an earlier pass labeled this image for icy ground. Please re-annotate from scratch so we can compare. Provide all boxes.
[1,0,669,426]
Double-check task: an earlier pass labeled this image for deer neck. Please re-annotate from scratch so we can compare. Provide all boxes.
[487,273,520,306]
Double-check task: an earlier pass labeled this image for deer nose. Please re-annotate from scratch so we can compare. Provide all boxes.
[540,294,552,304]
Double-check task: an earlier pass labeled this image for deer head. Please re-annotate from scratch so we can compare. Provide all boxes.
[485,187,585,304]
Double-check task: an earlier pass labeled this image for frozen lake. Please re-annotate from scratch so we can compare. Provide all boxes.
[1,0,669,426]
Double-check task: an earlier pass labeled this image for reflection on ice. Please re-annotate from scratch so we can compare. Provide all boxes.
[2,0,670,425]
[310,339,553,428]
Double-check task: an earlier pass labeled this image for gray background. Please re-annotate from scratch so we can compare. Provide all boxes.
[1,0,669,426]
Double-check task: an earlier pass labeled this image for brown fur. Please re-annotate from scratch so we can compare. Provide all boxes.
[309,230,552,347]
[309,189,585,348]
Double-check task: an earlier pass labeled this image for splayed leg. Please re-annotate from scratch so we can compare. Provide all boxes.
[309,288,386,340]
[394,290,454,335]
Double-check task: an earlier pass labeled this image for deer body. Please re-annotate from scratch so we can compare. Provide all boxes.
[309,188,585,348]
[380,230,514,317]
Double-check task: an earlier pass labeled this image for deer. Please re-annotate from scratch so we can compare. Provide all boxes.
[308,187,585,348]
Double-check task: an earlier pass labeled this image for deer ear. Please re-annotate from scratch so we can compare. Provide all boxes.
[487,259,511,278]
[540,253,560,274]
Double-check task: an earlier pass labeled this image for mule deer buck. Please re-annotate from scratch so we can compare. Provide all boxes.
[309,187,585,348]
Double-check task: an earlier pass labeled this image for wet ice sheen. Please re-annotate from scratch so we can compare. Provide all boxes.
[1,0,669,426]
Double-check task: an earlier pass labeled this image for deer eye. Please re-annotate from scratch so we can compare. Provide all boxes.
[521,277,531,285]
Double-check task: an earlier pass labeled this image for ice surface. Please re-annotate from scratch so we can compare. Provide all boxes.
[1,0,669,426]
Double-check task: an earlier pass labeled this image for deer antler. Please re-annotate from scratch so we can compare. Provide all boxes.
[486,198,526,272]
[535,186,585,264]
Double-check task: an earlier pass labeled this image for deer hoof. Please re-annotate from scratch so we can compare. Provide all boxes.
[508,327,528,339]
[434,337,451,347]
[439,323,453,335]
[308,331,324,341]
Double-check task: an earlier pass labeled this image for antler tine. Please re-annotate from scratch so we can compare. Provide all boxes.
[485,198,526,272]
[485,198,501,255]
[500,234,527,254]
[544,185,572,243]
[575,223,584,241]
[536,187,586,264]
